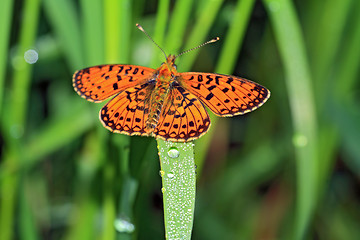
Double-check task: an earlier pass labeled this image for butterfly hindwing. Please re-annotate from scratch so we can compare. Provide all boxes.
[73,64,155,102]
[179,72,270,116]
[99,82,154,136]
[154,85,211,142]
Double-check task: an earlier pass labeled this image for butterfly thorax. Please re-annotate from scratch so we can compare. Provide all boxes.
[145,55,178,133]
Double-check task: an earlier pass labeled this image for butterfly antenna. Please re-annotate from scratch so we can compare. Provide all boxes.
[136,23,167,60]
[175,37,220,59]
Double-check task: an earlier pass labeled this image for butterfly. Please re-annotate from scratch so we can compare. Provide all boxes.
[72,24,270,142]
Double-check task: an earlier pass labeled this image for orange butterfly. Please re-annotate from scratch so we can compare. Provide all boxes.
[73,24,270,142]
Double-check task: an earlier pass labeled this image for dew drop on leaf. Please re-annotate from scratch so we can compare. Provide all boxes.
[292,133,308,147]
[114,217,135,233]
[167,172,175,179]
[24,49,39,64]
[167,146,180,158]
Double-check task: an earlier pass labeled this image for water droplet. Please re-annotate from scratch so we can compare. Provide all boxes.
[167,147,180,158]
[161,187,166,193]
[114,217,135,233]
[292,133,308,147]
[159,170,165,177]
[167,172,175,179]
[24,49,38,64]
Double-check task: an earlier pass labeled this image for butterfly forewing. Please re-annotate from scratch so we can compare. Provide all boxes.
[99,82,153,136]
[155,86,211,142]
[178,72,270,116]
[73,64,155,102]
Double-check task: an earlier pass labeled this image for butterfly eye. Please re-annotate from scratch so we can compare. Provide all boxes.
[173,64,177,70]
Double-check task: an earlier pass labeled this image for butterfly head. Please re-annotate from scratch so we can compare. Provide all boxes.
[136,23,219,76]
[165,54,177,69]
[158,54,178,79]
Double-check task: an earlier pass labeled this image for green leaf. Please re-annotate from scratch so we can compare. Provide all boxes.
[157,139,196,240]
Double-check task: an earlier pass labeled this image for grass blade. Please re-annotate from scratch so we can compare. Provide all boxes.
[104,0,132,63]
[0,1,41,239]
[179,0,225,72]
[0,0,13,114]
[150,0,170,67]
[216,0,256,73]
[10,0,41,136]
[334,0,360,97]
[263,0,318,239]
[157,140,196,240]
[309,0,352,106]
[80,0,104,65]
[102,157,116,240]
[165,0,194,54]
[43,0,84,70]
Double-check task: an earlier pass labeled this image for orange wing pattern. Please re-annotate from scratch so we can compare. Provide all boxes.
[179,72,270,116]
[73,63,270,142]
[99,82,154,136]
[73,64,155,102]
[155,84,210,142]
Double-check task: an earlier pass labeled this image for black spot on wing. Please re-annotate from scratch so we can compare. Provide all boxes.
[205,92,214,101]
[208,85,216,91]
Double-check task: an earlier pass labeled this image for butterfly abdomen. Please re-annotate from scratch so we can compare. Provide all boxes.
[145,80,171,133]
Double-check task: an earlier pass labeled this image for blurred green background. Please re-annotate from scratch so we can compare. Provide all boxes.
[1,0,360,239]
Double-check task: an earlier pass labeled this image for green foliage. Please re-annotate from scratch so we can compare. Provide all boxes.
[1,0,360,240]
